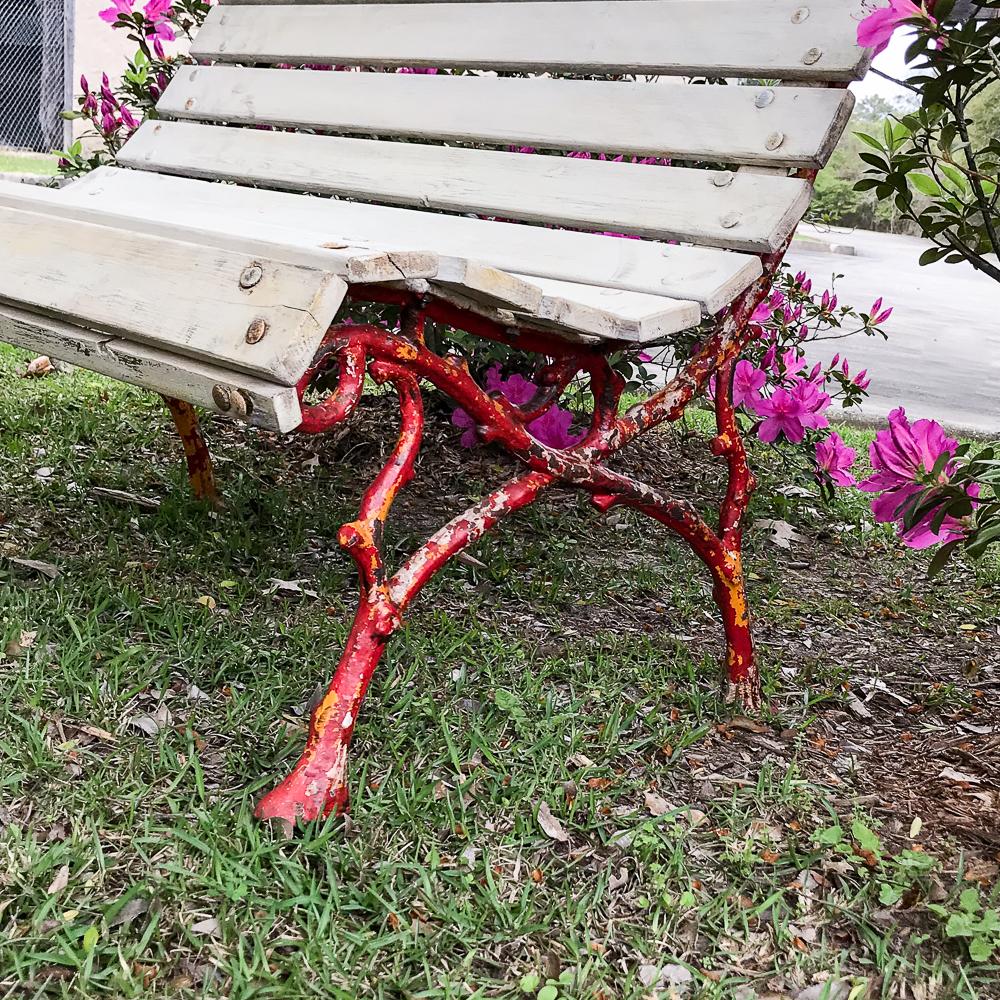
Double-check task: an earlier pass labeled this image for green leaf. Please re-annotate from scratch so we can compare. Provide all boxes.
[814,824,844,846]
[919,247,949,265]
[851,818,881,855]
[519,974,540,994]
[960,887,981,914]
[928,540,960,579]
[969,937,995,963]
[854,131,885,151]
[82,925,100,953]
[537,985,558,1000]
[940,163,970,193]
[909,173,943,197]
[879,883,904,905]
[945,912,977,938]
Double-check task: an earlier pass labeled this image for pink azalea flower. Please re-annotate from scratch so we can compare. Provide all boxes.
[858,407,974,548]
[450,407,480,450]
[731,359,767,410]
[780,349,808,380]
[99,0,134,23]
[453,365,585,450]
[857,0,932,56]
[753,388,808,443]
[752,290,785,324]
[792,378,832,430]
[815,433,857,487]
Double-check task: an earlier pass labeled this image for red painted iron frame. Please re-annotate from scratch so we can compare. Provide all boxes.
[225,237,797,827]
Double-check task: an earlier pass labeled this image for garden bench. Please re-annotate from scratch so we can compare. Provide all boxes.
[0,0,873,826]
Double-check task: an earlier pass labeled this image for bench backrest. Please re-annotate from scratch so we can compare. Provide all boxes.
[117,0,871,256]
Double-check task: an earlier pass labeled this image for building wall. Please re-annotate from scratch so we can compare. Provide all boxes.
[72,0,190,140]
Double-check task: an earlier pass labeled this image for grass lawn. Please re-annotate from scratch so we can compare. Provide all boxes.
[1,344,998,999]
[0,152,59,176]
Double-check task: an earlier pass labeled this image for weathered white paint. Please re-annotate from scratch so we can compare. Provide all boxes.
[159,65,855,170]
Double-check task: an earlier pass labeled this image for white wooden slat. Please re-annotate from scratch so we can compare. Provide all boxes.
[0,203,346,386]
[509,274,702,342]
[118,120,812,252]
[193,1,871,81]
[159,66,855,170]
[0,304,303,432]
[66,168,763,313]
[0,179,438,287]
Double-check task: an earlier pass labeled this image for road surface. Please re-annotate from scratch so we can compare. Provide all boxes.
[786,226,1000,437]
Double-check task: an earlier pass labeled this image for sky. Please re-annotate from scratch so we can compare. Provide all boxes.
[850,32,916,103]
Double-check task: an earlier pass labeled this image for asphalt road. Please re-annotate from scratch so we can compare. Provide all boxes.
[786,226,1000,437]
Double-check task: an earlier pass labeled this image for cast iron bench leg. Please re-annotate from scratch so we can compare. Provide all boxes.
[163,396,221,508]
[253,273,776,824]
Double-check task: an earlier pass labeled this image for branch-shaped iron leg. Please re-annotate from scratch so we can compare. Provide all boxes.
[162,396,221,508]
[255,469,552,827]
[591,363,759,709]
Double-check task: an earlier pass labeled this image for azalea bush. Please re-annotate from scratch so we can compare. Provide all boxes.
[851,0,1000,562]
[57,0,213,174]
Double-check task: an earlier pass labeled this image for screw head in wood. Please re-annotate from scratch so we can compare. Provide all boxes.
[802,47,823,64]
[712,170,735,187]
[239,263,264,289]
[766,131,786,150]
[184,98,196,111]
[720,212,741,229]
[245,318,269,344]
[229,390,253,418]
[791,6,810,23]
[755,89,775,109]
[212,385,233,411]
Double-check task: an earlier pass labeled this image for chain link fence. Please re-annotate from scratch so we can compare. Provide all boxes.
[0,0,73,153]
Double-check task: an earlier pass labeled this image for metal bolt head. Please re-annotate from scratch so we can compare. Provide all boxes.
[184,98,196,111]
[791,5,810,23]
[802,47,822,65]
[239,263,263,290]
[245,317,269,344]
[712,170,735,188]
[766,131,786,151]
[212,384,232,411]
[229,390,252,418]
[720,212,741,230]
[755,89,775,109]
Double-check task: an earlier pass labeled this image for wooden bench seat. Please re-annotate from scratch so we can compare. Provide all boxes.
[1,0,870,432]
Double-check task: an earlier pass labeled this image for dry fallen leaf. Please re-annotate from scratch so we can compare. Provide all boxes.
[644,791,671,817]
[24,356,54,378]
[196,595,217,611]
[537,801,569,843]
[129,704,173,737]
[723,716,771,735]
[10,558,60,580]
[189,916,220,937]
[754,518,806,550]
[264,579,319,599]
[4,630,38,658]
[46,865,70,896]
[939,766,981,785]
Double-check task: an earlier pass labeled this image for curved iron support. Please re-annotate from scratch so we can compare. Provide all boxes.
[256,255,778,823]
